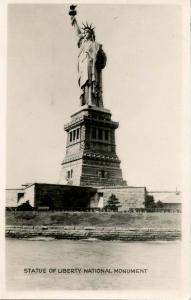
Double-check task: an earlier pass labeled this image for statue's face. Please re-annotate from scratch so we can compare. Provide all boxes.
[84,29,91,40]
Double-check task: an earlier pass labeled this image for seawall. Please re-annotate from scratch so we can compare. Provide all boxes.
[6,225,181,241]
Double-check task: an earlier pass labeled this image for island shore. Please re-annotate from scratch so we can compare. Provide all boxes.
[6,211,181,241]
[6,225,181,241]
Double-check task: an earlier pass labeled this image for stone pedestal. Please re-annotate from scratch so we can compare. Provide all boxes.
[60,105,127,187]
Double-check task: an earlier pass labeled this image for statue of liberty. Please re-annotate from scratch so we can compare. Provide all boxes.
[69,5,107,107]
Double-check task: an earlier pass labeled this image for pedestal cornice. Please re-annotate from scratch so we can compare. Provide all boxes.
[64,115,119,131]
[71,105,111,118]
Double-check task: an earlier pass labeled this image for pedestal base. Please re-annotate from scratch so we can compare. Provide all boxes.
[60,106,127,187]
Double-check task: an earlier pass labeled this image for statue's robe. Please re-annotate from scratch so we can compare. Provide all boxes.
[78,38,106,105]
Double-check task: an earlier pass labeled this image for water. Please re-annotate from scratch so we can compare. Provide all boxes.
[6,239,181,291]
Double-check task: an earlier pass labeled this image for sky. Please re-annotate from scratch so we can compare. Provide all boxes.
[6,3,183,190]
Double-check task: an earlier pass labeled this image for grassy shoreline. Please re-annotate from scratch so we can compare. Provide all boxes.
[6,212,181,241]
[6,211,181,228]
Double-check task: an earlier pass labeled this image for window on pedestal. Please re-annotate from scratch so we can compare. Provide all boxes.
[92,128,109,141]
[98,170,108,179]
[70,132,72,142]
[76,128,80,140]
[73,130,76,141]
[69,128,80,143]
[67,169,73,179]
[92,127,97,139]
[98,129,103,140]
[105,130,109,141]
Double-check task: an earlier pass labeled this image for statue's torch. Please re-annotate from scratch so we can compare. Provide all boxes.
[69,5,77,26]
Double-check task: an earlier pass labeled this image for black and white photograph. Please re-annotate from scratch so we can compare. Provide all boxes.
[1,1,190,299]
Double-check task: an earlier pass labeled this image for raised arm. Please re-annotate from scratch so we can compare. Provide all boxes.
[71,16,81,37]
[69,5,81,38]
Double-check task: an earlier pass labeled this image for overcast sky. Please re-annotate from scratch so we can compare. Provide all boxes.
[7,3,182,190]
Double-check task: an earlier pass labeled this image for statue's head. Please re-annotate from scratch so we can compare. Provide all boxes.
[81,23,95,41]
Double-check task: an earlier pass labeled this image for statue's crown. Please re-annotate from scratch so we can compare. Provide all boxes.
[81,22,95,34]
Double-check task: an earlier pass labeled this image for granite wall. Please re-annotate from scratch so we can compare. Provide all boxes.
[98,187,146,211]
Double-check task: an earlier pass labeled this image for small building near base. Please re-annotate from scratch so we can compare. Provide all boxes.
[6,183,147,212]
[97,186,146,212]
[7,183,97,211]
[148,191,181,212]
[6,188,25,210]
